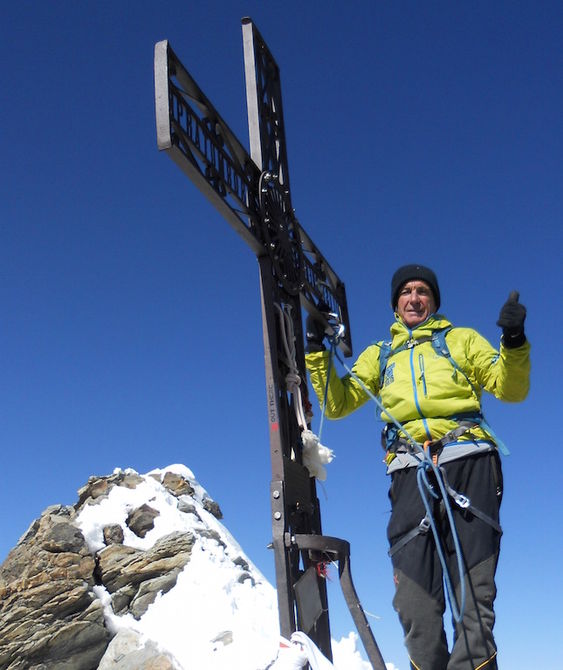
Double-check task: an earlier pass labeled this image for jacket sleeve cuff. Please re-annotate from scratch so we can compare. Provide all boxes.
[501,330,526,349]
[305,341,326,353]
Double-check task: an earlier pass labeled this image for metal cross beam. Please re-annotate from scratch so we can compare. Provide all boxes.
[154,18,385,669]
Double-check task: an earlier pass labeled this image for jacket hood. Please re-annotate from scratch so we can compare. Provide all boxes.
[390,313,452,345]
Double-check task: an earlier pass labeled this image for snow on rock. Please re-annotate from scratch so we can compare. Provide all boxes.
[75,464,280,669]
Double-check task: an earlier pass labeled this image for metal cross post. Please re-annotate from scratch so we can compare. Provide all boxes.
[154,18,385,668]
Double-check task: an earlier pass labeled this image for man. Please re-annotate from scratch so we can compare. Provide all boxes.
[305,264,530,670]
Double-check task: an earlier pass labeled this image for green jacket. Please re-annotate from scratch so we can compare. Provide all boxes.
[306,314,530,457]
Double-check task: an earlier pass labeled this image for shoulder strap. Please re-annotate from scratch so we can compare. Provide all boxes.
[430,327,453,358]
[378,341,393,388]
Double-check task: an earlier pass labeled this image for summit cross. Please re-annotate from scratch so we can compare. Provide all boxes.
[154,18,385,668]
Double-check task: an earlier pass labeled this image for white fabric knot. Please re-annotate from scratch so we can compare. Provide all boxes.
[301,429,334,481]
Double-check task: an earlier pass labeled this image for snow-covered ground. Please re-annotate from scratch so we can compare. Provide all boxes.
[76,464,395,669]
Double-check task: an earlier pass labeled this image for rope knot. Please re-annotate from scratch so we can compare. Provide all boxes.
[285,371,301,390]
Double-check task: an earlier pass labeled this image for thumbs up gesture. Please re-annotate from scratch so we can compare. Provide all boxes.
[497,291,527,347]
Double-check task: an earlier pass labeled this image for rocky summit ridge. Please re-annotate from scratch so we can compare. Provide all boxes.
[0,465,278,670]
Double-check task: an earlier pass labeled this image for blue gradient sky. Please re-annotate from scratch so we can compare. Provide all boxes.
[2,2,561,668]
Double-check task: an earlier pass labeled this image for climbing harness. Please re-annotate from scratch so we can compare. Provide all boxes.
[383,417,490,466]
[275,303,334,480]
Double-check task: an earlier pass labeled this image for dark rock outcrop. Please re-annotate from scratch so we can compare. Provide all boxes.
[0,467,222,670]
[97,530,194,618]
[0,505,109,669]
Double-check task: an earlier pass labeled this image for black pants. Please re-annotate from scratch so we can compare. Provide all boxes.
[387,452,503,670]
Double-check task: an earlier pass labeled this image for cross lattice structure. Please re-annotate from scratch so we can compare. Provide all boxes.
[154,18,385,668]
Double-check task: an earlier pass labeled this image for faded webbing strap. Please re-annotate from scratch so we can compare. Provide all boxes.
[388,516,430,558]
[440,467,502,534]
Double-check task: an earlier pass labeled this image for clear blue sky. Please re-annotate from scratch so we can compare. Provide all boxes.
[2,2,561,668]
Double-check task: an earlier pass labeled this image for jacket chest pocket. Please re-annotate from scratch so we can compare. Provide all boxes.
[417,353,428,396]
[416,348,475,401]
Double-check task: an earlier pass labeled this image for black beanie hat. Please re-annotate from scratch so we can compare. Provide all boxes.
[391,264,440,310]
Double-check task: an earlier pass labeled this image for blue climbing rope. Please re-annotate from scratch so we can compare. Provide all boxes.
[324,342,467,623]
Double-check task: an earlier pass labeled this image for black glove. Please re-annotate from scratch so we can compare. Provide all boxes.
[497,290,527,348]
[305,303,329,353]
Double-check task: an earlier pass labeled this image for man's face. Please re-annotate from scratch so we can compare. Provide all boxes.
[396,280,436,328]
